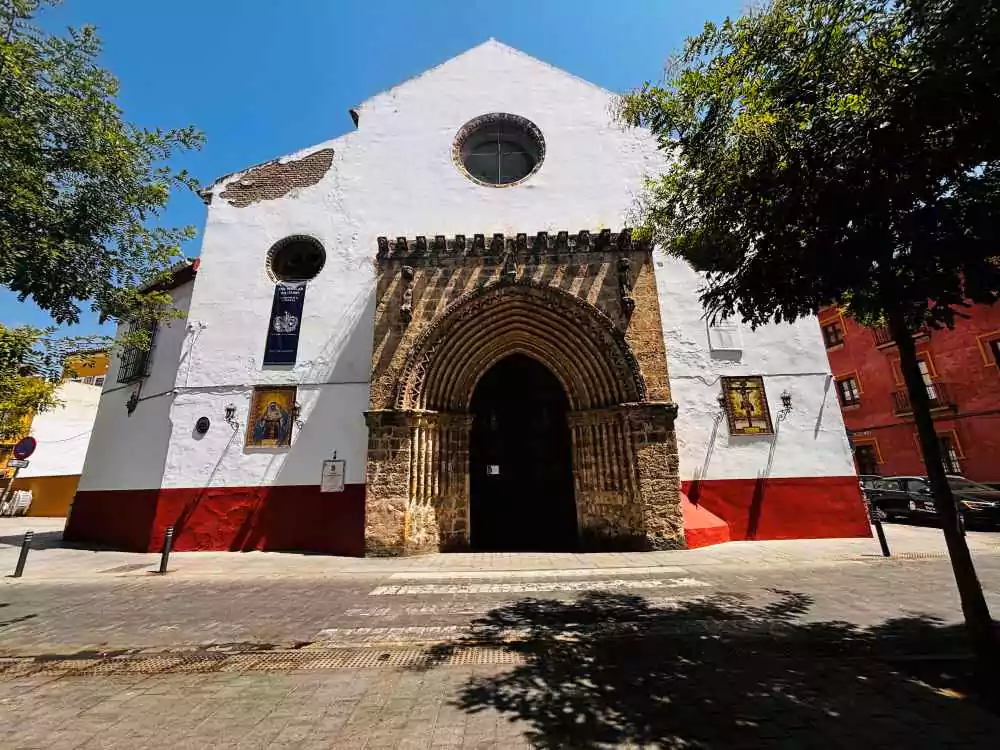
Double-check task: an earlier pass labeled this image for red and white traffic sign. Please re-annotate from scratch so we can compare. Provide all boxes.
[12,436,36,460]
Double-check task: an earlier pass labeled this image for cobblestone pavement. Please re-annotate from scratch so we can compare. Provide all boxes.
[0,525,999,747]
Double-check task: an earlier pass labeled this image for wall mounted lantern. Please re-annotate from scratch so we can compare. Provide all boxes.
[224,403,238,427]
[780,390,793,414]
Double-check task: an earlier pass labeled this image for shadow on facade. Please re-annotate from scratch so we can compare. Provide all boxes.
[418,591,999,748]
[163,288,377,555]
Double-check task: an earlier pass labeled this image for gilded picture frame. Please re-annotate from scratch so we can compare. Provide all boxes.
[245,386,296,448]
[720,376,774,435]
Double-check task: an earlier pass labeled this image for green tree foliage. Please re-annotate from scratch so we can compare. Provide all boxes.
[0,323,99,439]
[0,0,204,327]
[620,0,1000,693]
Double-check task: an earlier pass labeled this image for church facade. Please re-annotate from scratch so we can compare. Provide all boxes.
[65,41,870,555]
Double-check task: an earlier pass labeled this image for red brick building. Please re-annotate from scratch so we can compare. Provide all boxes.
[821,305,1000,483]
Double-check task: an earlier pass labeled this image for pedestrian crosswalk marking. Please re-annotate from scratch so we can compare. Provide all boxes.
[386,565,687,581]
[368,577,710,596]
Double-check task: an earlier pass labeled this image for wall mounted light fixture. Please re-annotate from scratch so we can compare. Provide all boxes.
[224,403,238,427]
[780,390,793,414]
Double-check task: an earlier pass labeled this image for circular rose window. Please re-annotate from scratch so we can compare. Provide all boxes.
[267,236,326,282]
[454,113,545,187]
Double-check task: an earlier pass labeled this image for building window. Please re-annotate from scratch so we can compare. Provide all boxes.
[989,338,1000,368]
[720,376,774,435]
[454,113,545,187]
[822,320,844,348]
[117,321,156,384]
[836,375,861,406]
[854,444,879,475]
[918,359,937,401]
[94,376,105,387]
[939,435,962,475]
[268,236,326,282]
[707,317,743,354]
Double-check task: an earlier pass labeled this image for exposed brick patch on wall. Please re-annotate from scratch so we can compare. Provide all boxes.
[219,149,335,208]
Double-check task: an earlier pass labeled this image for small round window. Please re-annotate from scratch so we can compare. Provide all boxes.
[268,236,325,282]
[454,113,545,187]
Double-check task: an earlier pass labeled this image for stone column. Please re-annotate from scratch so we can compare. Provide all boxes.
[364,409,472,556]
[623,401,684,550]
[436,413,474,551]
[568,406,645,550]
[364,410,414,556]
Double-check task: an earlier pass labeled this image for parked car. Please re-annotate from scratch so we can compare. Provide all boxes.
[858,475,887,521]
[866,475,1000,528]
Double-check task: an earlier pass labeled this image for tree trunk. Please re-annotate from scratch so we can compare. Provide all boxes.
[888,310,999,699]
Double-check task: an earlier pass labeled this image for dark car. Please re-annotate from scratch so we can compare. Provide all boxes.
[858,475,887,521]
[867,475,1000,528]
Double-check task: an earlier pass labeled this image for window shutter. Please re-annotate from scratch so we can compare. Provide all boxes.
[707,317,743,353]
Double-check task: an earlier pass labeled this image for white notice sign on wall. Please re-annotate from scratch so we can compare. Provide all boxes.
[320,459,346,493]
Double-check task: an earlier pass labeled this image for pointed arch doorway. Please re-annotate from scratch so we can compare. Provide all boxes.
[365,272,682,557]
[469,354,577,551]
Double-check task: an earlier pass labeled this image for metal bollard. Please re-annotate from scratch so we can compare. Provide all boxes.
[13,530,33,577]
[158,526,174,575]
[871,514,891,557]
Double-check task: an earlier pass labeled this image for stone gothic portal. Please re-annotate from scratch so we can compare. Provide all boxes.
[365,231,685,557]
[469,354,577,551]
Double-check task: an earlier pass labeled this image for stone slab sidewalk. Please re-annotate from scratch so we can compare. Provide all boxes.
[2,517,998,583]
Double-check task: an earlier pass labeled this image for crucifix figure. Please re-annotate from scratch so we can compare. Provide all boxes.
[735,380,757,429]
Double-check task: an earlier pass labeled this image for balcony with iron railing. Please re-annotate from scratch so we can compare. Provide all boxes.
[873,326,894,347]
[872,325,931,349]
[892,382,956,415]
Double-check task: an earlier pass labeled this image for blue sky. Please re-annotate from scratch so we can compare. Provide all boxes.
[1,0,742,336]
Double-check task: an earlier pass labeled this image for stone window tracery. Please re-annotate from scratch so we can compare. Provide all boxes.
[454,113,545,187]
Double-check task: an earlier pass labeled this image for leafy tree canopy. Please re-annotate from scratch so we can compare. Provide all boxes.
[0,323,102,439]
[619,0,1000,331]
[0,0,204,327]
[620,0,1000,694]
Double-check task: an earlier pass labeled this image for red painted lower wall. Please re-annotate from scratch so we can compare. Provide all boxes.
[65,475,868,555]
[682,475,871,541]
[65,484,366,556]
[680,495,730,549]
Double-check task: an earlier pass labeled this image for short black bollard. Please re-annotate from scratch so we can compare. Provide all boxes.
[872,514,891,557]
[13,530,33,578]
[158,526,174,575]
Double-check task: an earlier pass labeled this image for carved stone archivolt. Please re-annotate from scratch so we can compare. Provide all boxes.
[364,229,684,556]
[395,279,646,413]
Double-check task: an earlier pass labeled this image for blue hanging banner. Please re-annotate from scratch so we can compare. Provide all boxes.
[263,283,306,365]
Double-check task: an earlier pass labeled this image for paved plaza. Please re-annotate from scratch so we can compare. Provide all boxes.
[1,519,999,747]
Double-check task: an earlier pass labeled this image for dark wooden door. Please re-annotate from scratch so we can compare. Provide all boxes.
[469,354,577,551]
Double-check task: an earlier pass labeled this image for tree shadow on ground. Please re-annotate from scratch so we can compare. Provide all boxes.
[425,590,1000,748]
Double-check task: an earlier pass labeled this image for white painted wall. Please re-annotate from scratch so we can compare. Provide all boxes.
[19,381,101,479]
[84,40,852,493]
[655,255,856,481]
[78,281,194,491]
[160,40,667,490]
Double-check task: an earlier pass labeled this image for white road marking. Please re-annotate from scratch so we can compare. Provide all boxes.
[387,566,687,581]
[368,578,710,596]
[342,594,712,618]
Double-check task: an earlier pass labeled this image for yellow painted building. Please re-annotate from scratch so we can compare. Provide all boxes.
[1,352,109,517]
